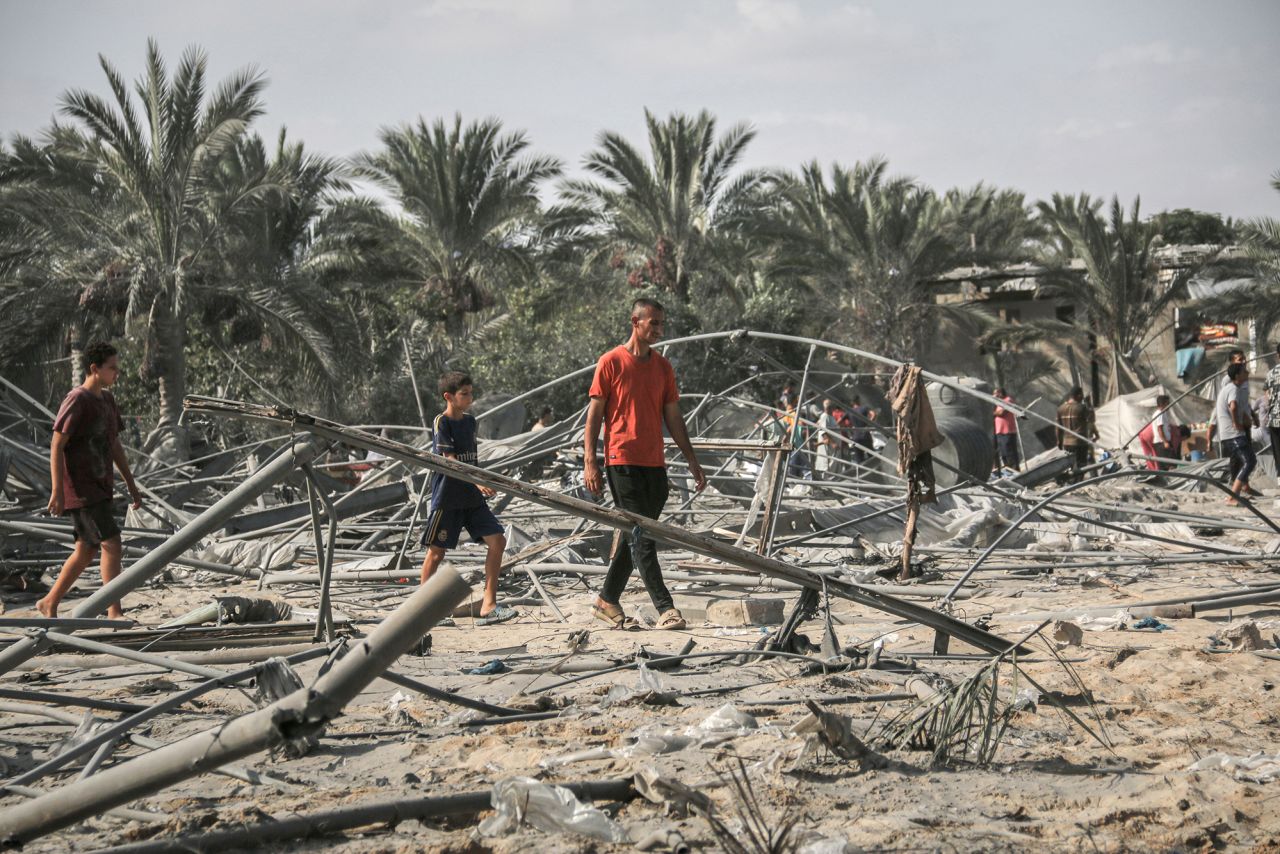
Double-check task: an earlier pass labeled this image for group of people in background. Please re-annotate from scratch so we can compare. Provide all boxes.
[773,384,877,482]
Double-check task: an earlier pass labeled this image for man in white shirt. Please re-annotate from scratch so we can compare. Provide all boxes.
[1216,362,1259,504]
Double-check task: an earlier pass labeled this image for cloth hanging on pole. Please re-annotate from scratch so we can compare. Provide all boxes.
[889,365,942,505]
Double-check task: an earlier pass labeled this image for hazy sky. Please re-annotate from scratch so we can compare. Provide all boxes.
[3,0,1278,218]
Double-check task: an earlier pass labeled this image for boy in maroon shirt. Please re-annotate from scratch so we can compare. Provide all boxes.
[38,342,142,620]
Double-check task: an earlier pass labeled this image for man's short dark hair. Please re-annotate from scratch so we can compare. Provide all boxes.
[631,297,664,318]
[1227,362,1247,382]
[1069,386,1084,400]
[1156,394,1170,407]
[82,341,117,373]
[438,370,472,395]
[1229,348,1245,361]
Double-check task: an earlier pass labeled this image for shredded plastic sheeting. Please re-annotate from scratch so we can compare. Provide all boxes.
[1189,752,1280,783]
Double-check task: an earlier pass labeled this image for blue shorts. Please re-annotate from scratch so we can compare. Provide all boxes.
[421,504,503,550]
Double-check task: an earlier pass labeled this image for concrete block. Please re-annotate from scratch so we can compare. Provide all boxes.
[706,598,786,626]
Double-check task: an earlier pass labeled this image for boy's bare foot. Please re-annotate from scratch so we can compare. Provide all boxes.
[107,608,125,621]
[36,598,55,619]
[1225,497,1240,506]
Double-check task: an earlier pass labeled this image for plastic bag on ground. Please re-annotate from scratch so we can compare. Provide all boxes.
[540,729,695,769]
[477,776,631,842]
[687,703,757,737]
[1189,751,1280,783]
[1073,610,1131,632]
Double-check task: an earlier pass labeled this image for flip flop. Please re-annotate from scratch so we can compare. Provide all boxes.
[656,609,687,631]
[475,604,517,626]
[592,604,641,631]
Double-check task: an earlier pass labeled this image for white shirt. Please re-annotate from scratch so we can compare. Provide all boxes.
[1215,382,1249,442]
[1150,409,1171,444]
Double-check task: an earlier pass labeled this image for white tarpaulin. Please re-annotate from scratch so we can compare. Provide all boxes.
[1094,385,1207,451]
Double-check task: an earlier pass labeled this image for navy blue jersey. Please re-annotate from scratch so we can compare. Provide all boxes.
[430,413,484,509]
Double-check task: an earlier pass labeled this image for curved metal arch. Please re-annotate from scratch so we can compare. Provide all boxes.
[476,328,1102,448]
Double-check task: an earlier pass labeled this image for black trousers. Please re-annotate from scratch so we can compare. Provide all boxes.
[600,465,674,614]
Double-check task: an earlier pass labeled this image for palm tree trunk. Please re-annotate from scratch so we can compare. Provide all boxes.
[67,323,85,388]
[150,304,189,460]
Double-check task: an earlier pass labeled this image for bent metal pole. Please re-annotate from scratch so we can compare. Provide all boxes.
[0,435,328,678]
[0,566,470,847]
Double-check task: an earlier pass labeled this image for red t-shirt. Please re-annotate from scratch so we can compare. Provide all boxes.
[589,345,679,467]
[993,396,1018,435]
[52,387,124,509]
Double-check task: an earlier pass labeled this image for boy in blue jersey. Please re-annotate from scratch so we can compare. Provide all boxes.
[419,371,514,625]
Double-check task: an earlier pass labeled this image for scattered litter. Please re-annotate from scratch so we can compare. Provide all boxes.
[1189,752,1280,783]
[461,659,510,676]
[1074,610,1131,632]
[1133,616,1172,631]
[477,776,630,842]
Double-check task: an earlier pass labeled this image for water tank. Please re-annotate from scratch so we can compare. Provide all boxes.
[931,415,995,487]
[927,377,994,426]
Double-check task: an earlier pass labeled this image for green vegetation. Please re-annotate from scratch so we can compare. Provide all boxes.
[1,41,1274,455]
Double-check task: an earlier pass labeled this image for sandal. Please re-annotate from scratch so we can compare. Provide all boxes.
[476,604,517,626]
[656,609,687,631]
[592,603,641,631]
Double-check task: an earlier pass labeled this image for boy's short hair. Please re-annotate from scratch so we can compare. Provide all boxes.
[82,341,117,372]
[438,371,472,396]
[632,297,664,318]
[1069,385,1084,400]
[1156,394,1170,407]
[1227,362,1247,382]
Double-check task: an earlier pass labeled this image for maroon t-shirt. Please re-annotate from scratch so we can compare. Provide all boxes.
[52,387,124,509]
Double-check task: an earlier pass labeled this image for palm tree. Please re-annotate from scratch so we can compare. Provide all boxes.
[1192,171,1280,344]
[352,114,561,354]
[557,109,768,305]
[185,129,356,413]
[759,159,1022,362]
[2,40,293,458]
[0,132,125,385]
[1036,193,1192,399]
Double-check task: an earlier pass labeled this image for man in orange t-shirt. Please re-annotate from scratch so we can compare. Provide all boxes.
[584,298,707,631]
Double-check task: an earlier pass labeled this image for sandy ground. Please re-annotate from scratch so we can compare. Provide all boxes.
[2,490,1280,852]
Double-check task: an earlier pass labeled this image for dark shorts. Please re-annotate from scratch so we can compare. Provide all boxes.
[1224,436,1257,484]
[421,504,503,550]
[67,499,121,546]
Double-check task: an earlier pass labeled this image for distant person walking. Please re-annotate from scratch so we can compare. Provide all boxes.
[847,395,877,465]
[38,342,143,620]
[1056,386,1094,482]
[1217,362,1259,505]
[584,298,706,631]
[992,387,1021,473]
[816,398,841,478]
